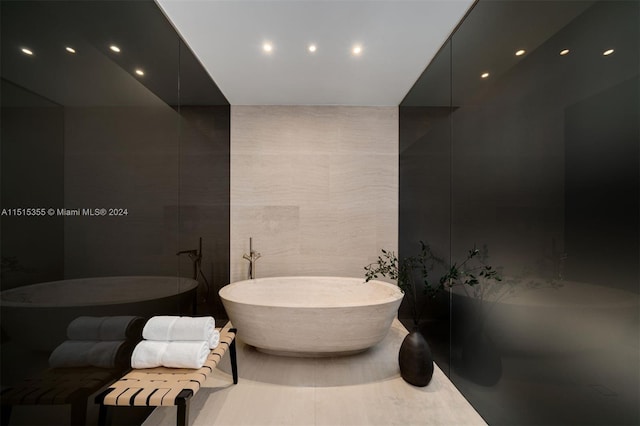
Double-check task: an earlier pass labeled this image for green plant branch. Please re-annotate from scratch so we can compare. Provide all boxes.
[364,241,502,326]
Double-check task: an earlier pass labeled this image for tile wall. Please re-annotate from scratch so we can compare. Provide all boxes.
[230,106,398,282]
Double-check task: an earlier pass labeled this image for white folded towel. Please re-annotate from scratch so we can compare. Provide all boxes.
[130,340,165,369]
[171,316,215,341]
[141,316,179,341]
[209,329,220,349]
[131,340,210,369]
[161,341,210,369]
[142,316,215,342]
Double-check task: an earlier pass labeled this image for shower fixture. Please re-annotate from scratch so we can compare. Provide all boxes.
[243,237,261,279]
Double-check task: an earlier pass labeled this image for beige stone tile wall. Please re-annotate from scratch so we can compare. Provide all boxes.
[231,106,398,282]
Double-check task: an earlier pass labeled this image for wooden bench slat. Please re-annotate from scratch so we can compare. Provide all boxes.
[147,388,170,406]
[133,388,157,406]
[115,388,141,405]
[160,388,183,406]
[103,389,124,406]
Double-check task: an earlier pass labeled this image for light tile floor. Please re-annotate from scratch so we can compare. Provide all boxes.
[144,319,486,426]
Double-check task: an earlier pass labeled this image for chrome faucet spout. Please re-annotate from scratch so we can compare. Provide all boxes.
[243,237,261,279]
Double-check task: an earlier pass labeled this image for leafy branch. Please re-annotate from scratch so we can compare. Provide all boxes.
[364,241,502,327]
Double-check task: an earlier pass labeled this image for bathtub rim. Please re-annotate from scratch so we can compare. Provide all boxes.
[0,275,199,308]
[219,276,403,309]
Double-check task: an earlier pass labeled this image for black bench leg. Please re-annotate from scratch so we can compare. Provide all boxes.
[230,330,238,384]
[1,405,12,426]
[177,398,190,426]
[97,404,112,426]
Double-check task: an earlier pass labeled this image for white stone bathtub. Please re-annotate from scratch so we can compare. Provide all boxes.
[1,276,198,352]
[219,276,403,357]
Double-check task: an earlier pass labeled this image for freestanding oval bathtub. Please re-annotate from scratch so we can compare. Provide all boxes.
[219,276,403,357]
[1,276,198,352]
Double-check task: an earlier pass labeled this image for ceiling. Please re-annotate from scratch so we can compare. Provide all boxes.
[156,0,475,106]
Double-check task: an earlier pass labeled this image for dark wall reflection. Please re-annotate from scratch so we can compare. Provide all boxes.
[0,1,230,424]
[1,81,65,289]
[400,1,639,425]
[176,105,231,317]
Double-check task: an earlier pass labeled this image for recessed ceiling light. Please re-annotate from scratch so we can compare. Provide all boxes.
[515,49,526,56]
[352,45,362,55]
[481,72,490,79]
[559,49,570,56]
[308,44,317,53]
[21,48,33,56]
[65,47,76,54]
[263,42,273,53]
[109,45,121,53]
[603,49,614,56]
[135,69,144,76]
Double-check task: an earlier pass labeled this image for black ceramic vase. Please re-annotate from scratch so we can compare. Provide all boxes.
[398,329,434,387]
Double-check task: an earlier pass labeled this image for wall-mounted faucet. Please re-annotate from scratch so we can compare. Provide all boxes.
[242,237,261,279]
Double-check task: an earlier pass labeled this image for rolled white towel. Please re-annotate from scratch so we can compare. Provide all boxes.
[161,341,210,369]
[131,341,167,369]
[209,329,220,349]
[142,316,215,342]
[142,316,179,341]
[131,340,210,369]
[171,316,215,342]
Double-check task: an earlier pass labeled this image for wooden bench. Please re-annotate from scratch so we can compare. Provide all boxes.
[95,325,238,426]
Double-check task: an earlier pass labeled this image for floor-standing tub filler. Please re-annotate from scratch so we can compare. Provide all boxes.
[219,276,403,357]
